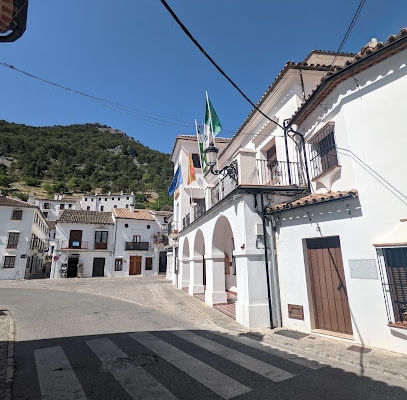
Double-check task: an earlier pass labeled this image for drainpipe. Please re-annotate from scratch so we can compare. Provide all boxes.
[260,192,274,328]
[266,212,282,327]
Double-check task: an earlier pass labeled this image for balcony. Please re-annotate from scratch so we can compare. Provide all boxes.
[61,241,89,250]
[211,175,238,207]
[125,242,149,251]
[257,160,307,187]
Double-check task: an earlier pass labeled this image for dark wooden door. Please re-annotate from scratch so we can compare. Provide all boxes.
[67,258,78,278]
[306,236,353,335]
[92,257,105,277]
[129,256,142,275]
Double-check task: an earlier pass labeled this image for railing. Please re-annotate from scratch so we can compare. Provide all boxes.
[210,175,238,207]
[193,203,206,220]
[182,213,190,230]
[125,242,150,251]
[61,241,89,249]
[257,160,307,187]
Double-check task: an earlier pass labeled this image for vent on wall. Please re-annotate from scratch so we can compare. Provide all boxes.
[288,304,304,320]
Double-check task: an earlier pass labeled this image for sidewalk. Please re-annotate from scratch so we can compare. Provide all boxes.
[0,306,14,400]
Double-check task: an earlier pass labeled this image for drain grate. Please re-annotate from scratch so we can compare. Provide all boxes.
[274,330,309,340]
[347,345,372,354]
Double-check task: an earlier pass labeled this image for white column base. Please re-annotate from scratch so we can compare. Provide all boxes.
[205,290,227,306]
[235,302,271,330]
[189,284,205,295]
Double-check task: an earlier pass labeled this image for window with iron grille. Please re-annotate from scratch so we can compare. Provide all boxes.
[114,258,123,271]
[308,123,338,179]
[11,209,23,220]
[7,232,19,249]
[381,247,407,325]
[145,257,153,271]
[3,256,15,268]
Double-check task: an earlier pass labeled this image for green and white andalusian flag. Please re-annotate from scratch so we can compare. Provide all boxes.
[203,96,222,154]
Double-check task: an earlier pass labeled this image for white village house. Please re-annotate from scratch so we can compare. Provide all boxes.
[167,29,407,355]
[51,208,169,278]
[0,195,48,280]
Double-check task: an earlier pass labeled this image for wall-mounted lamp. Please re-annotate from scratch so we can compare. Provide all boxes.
[204,142,238,181]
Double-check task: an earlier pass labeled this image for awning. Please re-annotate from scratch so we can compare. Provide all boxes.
[373,219,407,247]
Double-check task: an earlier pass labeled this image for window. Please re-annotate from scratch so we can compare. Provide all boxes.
[43,203,50,209]
[192,153,201,168]
[11,210,23,220]
[381,247,407,325]
[309,123,338,179]
[100,206,104,211]
[43,212,48,218]
[133,235,141,243]
[85,198,88,201]
[3,256,15,268]
[7,232,19,249]
[115,258,123,271]
[114,205,117,208]
[59,204,65,210]
[95,231,108,250]
[87,206,90,211]
[91,198,94,202]
[145,257,153,271]
[68,204,72,208]
[126,197,129,200]
[125,204,129,208]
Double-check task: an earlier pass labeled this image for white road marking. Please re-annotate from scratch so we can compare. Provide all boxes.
[86,337,177,400]
[129,332,251,399]
[174,330,295,382]
[213,332,325,370]
[34,346,87,400]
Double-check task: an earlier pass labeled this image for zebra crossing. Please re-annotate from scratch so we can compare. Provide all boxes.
[32,330,325,400]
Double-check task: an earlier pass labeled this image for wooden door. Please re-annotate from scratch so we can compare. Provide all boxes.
[307,237,353,335]
[129,256,142,275]
[92,257,105,277]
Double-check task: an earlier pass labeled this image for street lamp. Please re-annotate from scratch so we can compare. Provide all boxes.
[204,143,238,181]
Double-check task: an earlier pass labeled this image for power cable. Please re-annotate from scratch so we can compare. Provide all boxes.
[160,0,285,132]
[0,61,192,128]
[331,0,367,68]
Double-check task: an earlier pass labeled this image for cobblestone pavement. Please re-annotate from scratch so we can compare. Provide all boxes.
[1,275,406,400]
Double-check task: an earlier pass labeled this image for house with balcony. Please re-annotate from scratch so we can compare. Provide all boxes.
[266,29,407,354]
[51,208,170,278]
[0,195,48,280]
[168,51,355,329]
[51,210,115,278]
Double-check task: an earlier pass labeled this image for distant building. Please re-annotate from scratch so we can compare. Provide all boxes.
[0,195,48,280]
[50,208,170,278]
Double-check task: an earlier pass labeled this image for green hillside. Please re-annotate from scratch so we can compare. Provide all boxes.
[0,120,173,210]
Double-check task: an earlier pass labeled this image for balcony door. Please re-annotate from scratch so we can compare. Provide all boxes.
[69,230,82,249]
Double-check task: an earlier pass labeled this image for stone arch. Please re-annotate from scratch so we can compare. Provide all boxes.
[193,229,206,287]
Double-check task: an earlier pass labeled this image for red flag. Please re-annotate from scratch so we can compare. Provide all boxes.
[187,153,196,185]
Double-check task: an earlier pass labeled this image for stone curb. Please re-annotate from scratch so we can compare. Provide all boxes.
[4,308,15,400]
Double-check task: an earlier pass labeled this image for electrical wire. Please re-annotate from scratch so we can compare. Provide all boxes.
[330,0,367,68]
[0,60,192,128]
[160,0,285,132]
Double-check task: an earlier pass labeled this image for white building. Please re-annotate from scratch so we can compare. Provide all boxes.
[272,31,407,353]
[168,29,407,354]
[51,208,169,278]
[28,191,135,220]
[0,195,48,280]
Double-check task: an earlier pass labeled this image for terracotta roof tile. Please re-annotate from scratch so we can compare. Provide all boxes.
[0,195,36,208]
[58,210,113,224]
[113,208,154,220]
[290,28,407,125]
[267,190,358,212]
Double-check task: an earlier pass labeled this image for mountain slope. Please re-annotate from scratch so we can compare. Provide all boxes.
[0,120,173,209]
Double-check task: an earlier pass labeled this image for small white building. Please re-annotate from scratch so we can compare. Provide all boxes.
[28,194,81,221]
[80,192,135,212]
[51,208,169,278]
[0,195,48,280]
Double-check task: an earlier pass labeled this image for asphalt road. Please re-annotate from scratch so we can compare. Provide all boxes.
[0,278,406,400]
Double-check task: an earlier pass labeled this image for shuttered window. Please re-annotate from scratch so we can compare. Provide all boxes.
[383,247,407,324]
[7,232,19,248]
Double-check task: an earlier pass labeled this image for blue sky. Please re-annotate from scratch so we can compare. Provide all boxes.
[1,1,406,154]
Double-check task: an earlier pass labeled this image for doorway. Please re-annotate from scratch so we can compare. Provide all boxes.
[67,257,79,278]
[306,236,353,335]
[129,256,142,275]
[92,257,105,277]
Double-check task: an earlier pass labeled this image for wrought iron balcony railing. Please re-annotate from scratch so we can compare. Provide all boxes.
[125,242,150,251]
